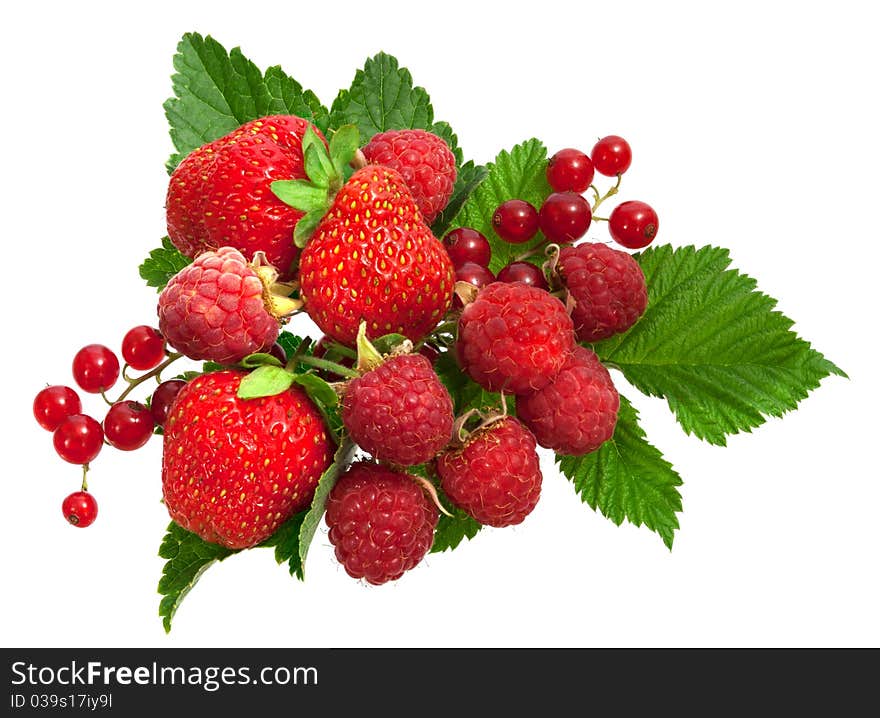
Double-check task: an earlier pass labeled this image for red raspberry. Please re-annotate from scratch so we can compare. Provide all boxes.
[325,463,438,585]
[517,346,619,455]
[456,282,575,394]
[436,418,542,527]
[558,243,648,342]
[158,247,283,364]
[342,354,454,466]
[362,129,457,224]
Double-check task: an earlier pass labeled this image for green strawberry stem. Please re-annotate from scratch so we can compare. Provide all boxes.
[296,354,359,379]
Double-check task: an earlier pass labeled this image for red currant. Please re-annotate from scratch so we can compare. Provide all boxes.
[496,262,550,291]
[492,200,539,244]
[453,262,496,308]
[609,201,659,249]
[443,227,492,268]
[53,414,104,465]
[72,344,120,394]
[591,135,632,176]
[33,385,82,431]
[62,491,98,528]
[121,326,166,371]
[547,148,594,193]
[538,192,592,243]
[150,379,186,427]
[104,401,154,451]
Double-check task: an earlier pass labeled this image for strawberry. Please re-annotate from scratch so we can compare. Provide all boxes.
[297,165,455,345]
[161,370,333,549]
[166,115,325,281]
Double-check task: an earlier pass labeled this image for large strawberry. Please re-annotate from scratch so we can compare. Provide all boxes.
[161,370,333,549]
[166,115,324,280]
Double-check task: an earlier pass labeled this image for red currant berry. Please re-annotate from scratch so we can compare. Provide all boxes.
[547,148,595,193]
[591,135,632,176]
[53,414,104,465]
[443,227,492,269]
[62,491,98,528]
[121,326,166,371]
[496,262,550,291]
[104,401,154,451]
[150,379,186,427]
[609,201,659,249]
[538,192,592,243]
[453,262,496,308]
[267,342,287,365]
[33,385,82,431]
[72,344,120,394]
[492,200,539,244]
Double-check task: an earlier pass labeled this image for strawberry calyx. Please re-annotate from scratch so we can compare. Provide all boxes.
[270,124,360,248]
[250,251,302,318]
[354,321,413,374]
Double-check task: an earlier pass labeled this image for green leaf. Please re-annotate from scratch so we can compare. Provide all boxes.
[328,52,433,141]
[434,352,505,416]
[328,124,360,176]
[164,32,329,171]
[139,237,192,291]
[294,208,326,248]
[593,245,846,446]
[297,439,357,573]
[240,352,283,369]
[291,372,338,409]
[432,160,489,237]
[236,365,294,399]
[260,510,307,580]
[271,179,329,212]
[371,333,408,355]
[304,142,331,188]
[157,522,235,633]
[431,504,482,553]
[446,139,551,274]
[557,395,683,549]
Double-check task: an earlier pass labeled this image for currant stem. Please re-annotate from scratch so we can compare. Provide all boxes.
[81,464,89,492]
[296,354,360,379]
[591,174,622,214]
[515,239,551,262]
[115,353,183,402]
[99,390,114,407]
[592,216,609,222]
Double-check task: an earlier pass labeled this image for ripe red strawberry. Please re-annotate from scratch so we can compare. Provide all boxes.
[298,166,455,345]
[456,281,575,394]
[158,247,296,364]
[342,353,454,466]
[436,417,542,527]
[517,346,619,455]
[166,115,324,280]
[362,129,457,224]
[161,370,333,549]
[557,242,648,341]
[325,462,438,585]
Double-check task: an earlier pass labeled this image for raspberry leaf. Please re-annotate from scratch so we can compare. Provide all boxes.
[432,160,490,237]
[431,504,482,553]
[260,510,308,580]
[164,32,329,172]
[236,365,294,399]
[435,352,507,416]
[556,395,683,549]
[158,522,235,633]
[446,139,551,274]
[138,237,192,291]
[297,439,357,575]
[593,245,846,446]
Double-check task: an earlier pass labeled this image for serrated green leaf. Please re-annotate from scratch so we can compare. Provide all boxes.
[431,504,482,553]
[434,352,505,416]
[139,237,192,291]
[298,439,357,573]
[260,510,307,580]
[240,352,283,369]
[446,139,551,274]
[593,245,846,446]
[236,365,294,399]
[157,522,235,633]
[164,32,329,171]
[557,395,683,549]
[432,161,489,237]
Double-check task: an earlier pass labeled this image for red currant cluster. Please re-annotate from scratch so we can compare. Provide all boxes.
[443,135,658,296]
[32,326,186,528]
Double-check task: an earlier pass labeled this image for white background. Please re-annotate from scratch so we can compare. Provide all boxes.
[2,0,876,647]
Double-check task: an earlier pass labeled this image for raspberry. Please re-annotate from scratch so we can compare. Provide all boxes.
[325,463,438,585]
[342,354,454,466]
[158,247,283,364]
[362,129,456,224]
[557,243,648,342]
[456,282,575,394]
[517,347,619,455]
[436,418,542,527]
